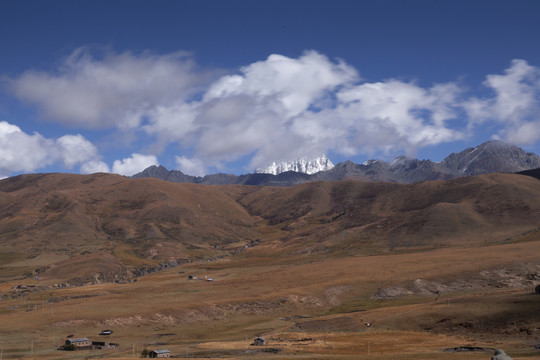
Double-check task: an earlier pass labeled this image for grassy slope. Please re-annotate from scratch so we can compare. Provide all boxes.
[0,173,540,358]
[0,240,539,359]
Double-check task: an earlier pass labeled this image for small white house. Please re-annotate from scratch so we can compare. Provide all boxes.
[149,349,171,358]
[65,338,91,349]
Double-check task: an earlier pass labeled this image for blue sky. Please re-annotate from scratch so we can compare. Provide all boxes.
[1,0,540,178]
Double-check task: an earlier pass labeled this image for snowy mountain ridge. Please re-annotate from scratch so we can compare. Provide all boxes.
[255,155,334,175]
[133,140,540,186]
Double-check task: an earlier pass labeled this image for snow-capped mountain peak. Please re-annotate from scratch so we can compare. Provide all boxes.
[256,155,334,175]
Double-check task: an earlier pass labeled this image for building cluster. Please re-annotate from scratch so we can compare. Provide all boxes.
[61,337,119,350]
[187,274,213,281]
[60,337,171,358]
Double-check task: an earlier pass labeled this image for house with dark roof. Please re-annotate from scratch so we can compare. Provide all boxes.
[252,336,266,346]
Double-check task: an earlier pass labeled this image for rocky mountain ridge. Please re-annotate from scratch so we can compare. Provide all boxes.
[133,140,540,185]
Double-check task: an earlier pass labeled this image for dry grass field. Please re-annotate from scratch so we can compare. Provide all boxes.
[1,239,539,359]
[0,173,540,359]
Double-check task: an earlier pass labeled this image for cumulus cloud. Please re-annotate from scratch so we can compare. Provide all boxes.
[8,47,209,129]
[111,153,159,176]
[56,134,99,167]
[7,49,540,175]
[0,121,53,178]
[175,156,206,176]
[142,51,464,170]
[204,51,359,117]
[143,102,198,145]
[329,80,463,153]
[80,160,110,174]
[0,121,102,178]
[142,51,363,169]
[465,59,540,144]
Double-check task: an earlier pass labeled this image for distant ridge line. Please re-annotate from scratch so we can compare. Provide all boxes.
[132,141,540,186]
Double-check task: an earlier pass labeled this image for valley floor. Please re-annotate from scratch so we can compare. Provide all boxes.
[1,239,540,359]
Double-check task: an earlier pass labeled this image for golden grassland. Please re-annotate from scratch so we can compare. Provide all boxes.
[1,173,540,358]
[1,239,539,359]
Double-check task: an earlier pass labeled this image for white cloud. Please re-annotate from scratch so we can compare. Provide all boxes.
[484,59,538,122]
[5,49,468,172]
[7,49,540,175]
[175,156,206,176]
[80,161,110,174]
[112,153,158,176]
[142,51,363,170]
[0,121,102,178]
[204,51,359,117]
[0,121,53,177]
[138,51,468,170]
[504,122,540,144]
[8,47,209,129]
[331,79,463,152]
[143,102,198,144]
[465,59,540,144]
[56,134,99,167]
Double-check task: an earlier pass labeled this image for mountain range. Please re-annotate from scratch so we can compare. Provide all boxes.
[2,142,540,358]
[133,140,540,185]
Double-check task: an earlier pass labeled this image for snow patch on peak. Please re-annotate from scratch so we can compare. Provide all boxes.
[390,156,409,167]
[362,160,380,166]
[256,155,334,175]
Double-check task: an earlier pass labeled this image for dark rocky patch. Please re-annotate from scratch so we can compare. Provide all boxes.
[443,346,494,352]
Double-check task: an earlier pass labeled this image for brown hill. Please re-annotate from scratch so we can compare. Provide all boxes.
[221,173,540,256]
[1,172,540,359]
[0,173,257,282]
[1,172,540,284]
